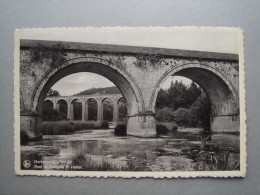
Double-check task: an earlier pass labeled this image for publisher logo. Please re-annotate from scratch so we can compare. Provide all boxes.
[23,160,31,168]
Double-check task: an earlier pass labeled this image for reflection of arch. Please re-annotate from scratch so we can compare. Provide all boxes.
[32,57,144,117]
[150,63,239,117]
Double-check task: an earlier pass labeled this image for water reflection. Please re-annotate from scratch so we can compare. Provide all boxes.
[21,129,240,171]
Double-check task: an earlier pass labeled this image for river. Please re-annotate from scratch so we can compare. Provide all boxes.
[21,128,240,171]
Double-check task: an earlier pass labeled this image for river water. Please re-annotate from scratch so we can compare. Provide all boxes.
[21,129,240,171]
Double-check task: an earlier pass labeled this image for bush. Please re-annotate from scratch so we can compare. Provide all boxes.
[114,124,127,136]
[20,131,29,145]
[101,121,109,129]
[156,122,178,133]
[171,124,178,131]
[155,107,175,122]
[41,121,110,135]
[156,124,169,135]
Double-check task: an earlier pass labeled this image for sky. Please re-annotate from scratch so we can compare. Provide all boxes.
[19,27,241,96]
[52,73,192,96]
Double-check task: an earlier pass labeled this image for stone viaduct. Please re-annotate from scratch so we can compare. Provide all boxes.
[19,39,239,139]
[44,93,123,123]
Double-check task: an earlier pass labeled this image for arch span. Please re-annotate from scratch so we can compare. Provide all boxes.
[44,99,54,109]
[150,63,239,131]
[32,57,145,118]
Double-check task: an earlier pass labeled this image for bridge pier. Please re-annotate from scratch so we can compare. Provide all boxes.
[97,101,103,122]
[67,102,74,120]
[54,102,60,112]
[211,115,239,132]
[20,113,42,140]
[127,113,156,137]
[82,101,86,121]
[112,102,118,126]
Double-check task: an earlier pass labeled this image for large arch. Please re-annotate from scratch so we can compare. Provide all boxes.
[31,57,145,118]
[150,63,239,131]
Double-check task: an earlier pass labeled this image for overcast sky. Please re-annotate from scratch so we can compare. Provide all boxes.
[52,73,191,96]
[19,27,241,96]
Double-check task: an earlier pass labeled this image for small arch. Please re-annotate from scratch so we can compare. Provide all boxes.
[101,97,113,104]
[101,97,114,121]
[57,98,68,105]
[57,99,68,118]
[70,98,82,121]
[43,99,54,109]
[86,98,98,121]
[116,96,126,104]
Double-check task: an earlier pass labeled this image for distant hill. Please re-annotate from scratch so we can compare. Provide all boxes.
[74,86,121,96]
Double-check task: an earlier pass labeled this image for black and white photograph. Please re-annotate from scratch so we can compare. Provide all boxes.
[14,27,246,177]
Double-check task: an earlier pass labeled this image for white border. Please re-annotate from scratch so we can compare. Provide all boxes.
[14,27,246,178]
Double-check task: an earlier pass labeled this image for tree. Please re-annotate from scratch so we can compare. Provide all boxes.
[155,88,169,109]
[187,82,202,105]
[47,88,60,96]
[168,80,189,109]
[155,80,211,129]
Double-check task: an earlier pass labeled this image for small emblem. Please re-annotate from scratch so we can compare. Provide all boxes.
[23,160,31,168]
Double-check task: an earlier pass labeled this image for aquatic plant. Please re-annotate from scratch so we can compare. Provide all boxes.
[71,154,114,171]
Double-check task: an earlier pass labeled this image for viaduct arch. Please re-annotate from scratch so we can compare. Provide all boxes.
[45,93,124,124]
[19,39,239,139]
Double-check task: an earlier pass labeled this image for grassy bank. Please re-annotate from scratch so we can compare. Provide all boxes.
[41,121,109,135]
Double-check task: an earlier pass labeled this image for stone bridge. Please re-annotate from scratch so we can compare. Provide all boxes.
[44,93,123,123]
[20,39,239,139]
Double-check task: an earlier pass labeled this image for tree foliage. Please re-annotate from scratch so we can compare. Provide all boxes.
[155,80,211,129]
[47,88,60,96]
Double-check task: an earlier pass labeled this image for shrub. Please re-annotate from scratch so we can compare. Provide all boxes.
[156,124,169,135]
[155,107,175,122]
[41,121,111,135]
[101,121,109,129]
[114,124,127,136]
[171,124,178,131]
[58,122,75,134]
[156,122,178,133]
[20,131,29,145]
